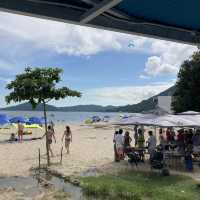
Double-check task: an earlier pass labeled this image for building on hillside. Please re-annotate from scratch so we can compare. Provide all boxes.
[157,96,173,114]
[142,96,173,115]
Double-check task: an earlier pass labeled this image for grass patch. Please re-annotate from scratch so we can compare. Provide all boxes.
[80,171,200,200]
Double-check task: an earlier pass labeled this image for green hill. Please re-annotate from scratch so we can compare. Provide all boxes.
[1,102,57,111]
[1,86,175,112]
[108,86,175,113]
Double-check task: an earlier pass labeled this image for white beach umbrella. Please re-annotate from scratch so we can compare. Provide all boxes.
[178,111,200,115]
[113,113,200,127]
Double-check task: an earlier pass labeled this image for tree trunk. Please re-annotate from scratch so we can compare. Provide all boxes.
[43,101,50,166]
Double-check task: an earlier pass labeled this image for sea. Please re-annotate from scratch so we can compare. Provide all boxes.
[0,111,122,124]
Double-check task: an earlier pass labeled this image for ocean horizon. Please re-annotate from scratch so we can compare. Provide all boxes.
[0,111,123,124]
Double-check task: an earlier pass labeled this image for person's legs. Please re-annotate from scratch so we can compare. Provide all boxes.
[114,144,118,162]
[135,139,137,147]
[118,147,124,160]
[67,142,70,154]
[65,140,70,154]
[149,149,154,161]
[48,144,54,157]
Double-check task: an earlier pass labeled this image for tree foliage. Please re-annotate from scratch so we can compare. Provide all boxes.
[172,51,200,113]
[5,67,81,107]
[6,67,81,166]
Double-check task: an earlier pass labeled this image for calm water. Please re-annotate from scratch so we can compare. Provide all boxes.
[0,111,122,124]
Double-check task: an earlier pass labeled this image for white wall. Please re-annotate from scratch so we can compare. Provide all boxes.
[157,96,172,113]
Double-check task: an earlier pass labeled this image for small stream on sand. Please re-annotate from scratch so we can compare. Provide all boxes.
[0,170,84,199]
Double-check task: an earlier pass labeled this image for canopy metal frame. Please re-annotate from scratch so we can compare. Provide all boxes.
[0,0,200,45]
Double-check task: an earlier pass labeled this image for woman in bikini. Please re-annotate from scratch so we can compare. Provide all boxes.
[17,120,24,142]
[42,125,56,157]
[62,126,72,154]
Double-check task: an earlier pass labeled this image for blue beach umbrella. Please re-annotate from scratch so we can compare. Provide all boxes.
[9,116,27,123]
[28,117,44,125]
[0,114,9,125]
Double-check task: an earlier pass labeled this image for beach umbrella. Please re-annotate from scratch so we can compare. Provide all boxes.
[28,117,44,125]
[0,114,9,125]
[113,113,200,127]
[92,116,101,122]
[177,111,200,115]
[114,114,156,126]
[9,116,27,123]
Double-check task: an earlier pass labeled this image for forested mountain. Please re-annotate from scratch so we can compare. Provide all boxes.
[1,86,175,113]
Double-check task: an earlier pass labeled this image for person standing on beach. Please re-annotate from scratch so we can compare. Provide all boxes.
[17,120,24,142]
[159,128,165,147]
[137,128,145,148]
[62,126,72,154]
[115,129,124,160]
[124,131,132,153]
[42,125,56,157]
[50,120,55,133]
[147,131,157,160]
[133,125,138,146]
[113,130,119,161]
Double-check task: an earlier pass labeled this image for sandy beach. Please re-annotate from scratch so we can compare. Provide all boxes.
[0,122,199,199]
[0,123,116,177]
[0,123,200,177]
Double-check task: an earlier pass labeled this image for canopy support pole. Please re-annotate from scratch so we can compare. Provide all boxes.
[154,126,157,145]
[80,0,122,23]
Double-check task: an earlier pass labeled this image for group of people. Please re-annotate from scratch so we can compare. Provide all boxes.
[43,124,73,157]
[10,120,73,157]
[113,129,131,161]
[9,120,25,142]
[113,127,157,162]
[134,126,157,159]
[158,127,200,154]
[158,127,200,171]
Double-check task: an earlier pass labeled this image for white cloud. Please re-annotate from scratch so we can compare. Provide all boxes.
[0,11,198,108]
[53,83,174,106]
[0,11,148,57]
[144,56,179,76]
[0,59,14,71]
[0,77,12,84]
[143,41,197,76]
[139,74,150,79]
[0,11,197,79]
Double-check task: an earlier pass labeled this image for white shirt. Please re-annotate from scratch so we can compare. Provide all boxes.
[115,134,124,148]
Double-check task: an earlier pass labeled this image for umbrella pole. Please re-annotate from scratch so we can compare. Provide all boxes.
[38,148,41,172]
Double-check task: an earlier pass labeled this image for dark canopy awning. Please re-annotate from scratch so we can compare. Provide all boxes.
[0,0,200,45]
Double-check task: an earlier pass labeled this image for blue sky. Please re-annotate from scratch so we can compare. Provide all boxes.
[0,11,197,107]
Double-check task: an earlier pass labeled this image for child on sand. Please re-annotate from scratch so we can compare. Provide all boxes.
[9,133,17,142]
[62,126,72,154]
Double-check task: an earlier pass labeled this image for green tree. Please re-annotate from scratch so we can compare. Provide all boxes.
[6,67,81,165]
[172,51,200,113]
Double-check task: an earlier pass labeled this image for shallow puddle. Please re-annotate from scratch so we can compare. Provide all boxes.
[0,175,41,197]
[0,170,83,199]
[35,171,83,200]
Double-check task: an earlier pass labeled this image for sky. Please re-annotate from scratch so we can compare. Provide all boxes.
[0,11,197,107]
